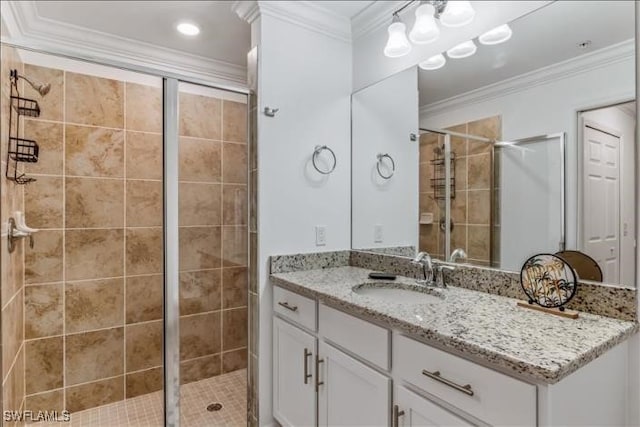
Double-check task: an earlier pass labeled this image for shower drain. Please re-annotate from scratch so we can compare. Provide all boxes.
[207,403,223,412]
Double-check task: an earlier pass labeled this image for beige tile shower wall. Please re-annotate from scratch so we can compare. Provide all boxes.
[1,44,26,426]
[419,116,500,265]
[177,91,248,387]
[20,63,248,414]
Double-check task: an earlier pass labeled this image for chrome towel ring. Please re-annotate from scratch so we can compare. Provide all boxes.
[376,153,395,179]
[312,145,337,175]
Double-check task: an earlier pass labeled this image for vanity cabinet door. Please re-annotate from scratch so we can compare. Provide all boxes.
[273,317,317,427]
[318,341,391,426]
[394,386,473,427]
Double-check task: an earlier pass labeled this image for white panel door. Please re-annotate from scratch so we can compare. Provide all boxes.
[318,341,391,426]
[582,124,620,282]
[273,317,317,427]
[395,386,473,427]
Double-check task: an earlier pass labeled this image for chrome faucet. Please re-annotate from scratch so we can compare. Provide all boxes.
[412,252,434,286]
[449,248,467,263]
[433,265,455,288]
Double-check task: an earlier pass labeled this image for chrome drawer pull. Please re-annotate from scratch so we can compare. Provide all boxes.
[393,405,405,427]
[303,348,312,384]
[278,301,298,312]
[421,369,474,396]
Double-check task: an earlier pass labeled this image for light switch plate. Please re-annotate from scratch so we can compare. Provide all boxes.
[374,224,383,243]
[316,225,327,246]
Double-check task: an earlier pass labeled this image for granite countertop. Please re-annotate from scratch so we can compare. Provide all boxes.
[271,266,638,384]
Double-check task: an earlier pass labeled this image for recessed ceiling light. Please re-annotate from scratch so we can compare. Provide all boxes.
[177,22,200,36]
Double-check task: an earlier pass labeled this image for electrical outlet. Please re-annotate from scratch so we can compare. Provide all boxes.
[374,224,383,243]
[316,225,327,246]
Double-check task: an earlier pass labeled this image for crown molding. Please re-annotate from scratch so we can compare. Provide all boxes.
[1,1,247,87]
[260,1,352,43]
[352,1,404,41]
[234,1,351,43]
[232,1,260,24]
[420,39,635,117]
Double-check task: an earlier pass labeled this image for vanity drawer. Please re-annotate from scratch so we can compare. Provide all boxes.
[319,304,390,371]
[273,286,317,331]
[394,335,536,426]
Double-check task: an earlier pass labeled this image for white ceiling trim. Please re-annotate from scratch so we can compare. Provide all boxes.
[233,0,352,43]
[0,1,247,87]
[351,0,404,41]
[420,39,635,117]
[260,1,352,43]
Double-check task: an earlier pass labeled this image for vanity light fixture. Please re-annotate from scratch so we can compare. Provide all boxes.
[479,24,513,45]
[384,14,412,58]
[176,21,200,36]
[419,53,446,70]
[383,0,475,58]
[409,3,441,44]
[446,40,477,58]
[439,0,476,28]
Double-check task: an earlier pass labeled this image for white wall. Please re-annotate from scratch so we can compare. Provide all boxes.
[255,13,352,426]
[351,67,419,250]
[420,42,636,274]
[352,1,549,92]
[582,105,636,287]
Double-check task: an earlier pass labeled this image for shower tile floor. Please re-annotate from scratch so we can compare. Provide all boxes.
[31,369,246,427]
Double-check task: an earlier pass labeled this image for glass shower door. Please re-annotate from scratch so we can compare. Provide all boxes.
[173,81,248,426]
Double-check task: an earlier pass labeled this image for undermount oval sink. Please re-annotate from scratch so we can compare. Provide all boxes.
[351,282,445,304]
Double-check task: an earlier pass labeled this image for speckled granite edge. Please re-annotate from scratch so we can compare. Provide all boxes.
[356,246,417,257]
[351,250,638,321]
[270,250,350,274]
[271,273,638,384]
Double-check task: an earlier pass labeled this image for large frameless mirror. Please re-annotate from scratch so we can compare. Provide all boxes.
[351,0,636,288]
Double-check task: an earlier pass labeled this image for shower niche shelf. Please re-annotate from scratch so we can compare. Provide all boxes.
[5,69,41,185]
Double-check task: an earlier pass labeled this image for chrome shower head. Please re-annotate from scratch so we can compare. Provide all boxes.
[19,74,51,97]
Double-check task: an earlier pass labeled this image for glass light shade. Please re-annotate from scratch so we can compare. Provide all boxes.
[419,54,446,70]
[440,1,475,28]
[446,40,477,58]
[384,21,412,57]
[409,4,440,45]
[479,24,513,45]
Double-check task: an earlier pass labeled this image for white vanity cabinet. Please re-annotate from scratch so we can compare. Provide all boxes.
[272,285,629,427]
[394,386,473,427]
[317,341,390,426]
[273,289,392,427]
[273,317,317,427]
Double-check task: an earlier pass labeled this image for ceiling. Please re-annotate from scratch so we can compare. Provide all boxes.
[310,1,376,18]
[34,1,251,66]
[419,1,635,106]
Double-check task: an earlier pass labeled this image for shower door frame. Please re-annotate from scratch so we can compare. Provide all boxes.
[0,41,251,427]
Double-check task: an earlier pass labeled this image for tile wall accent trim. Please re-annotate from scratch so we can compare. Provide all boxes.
[273,250,638,322]
[270,250,352,274]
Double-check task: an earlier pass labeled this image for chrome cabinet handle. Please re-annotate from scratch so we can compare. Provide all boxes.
[303,348,312,384]
[278,301,298,312]
[315,356,325,392]
[421,370,474,396]
[393,405,405,427]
